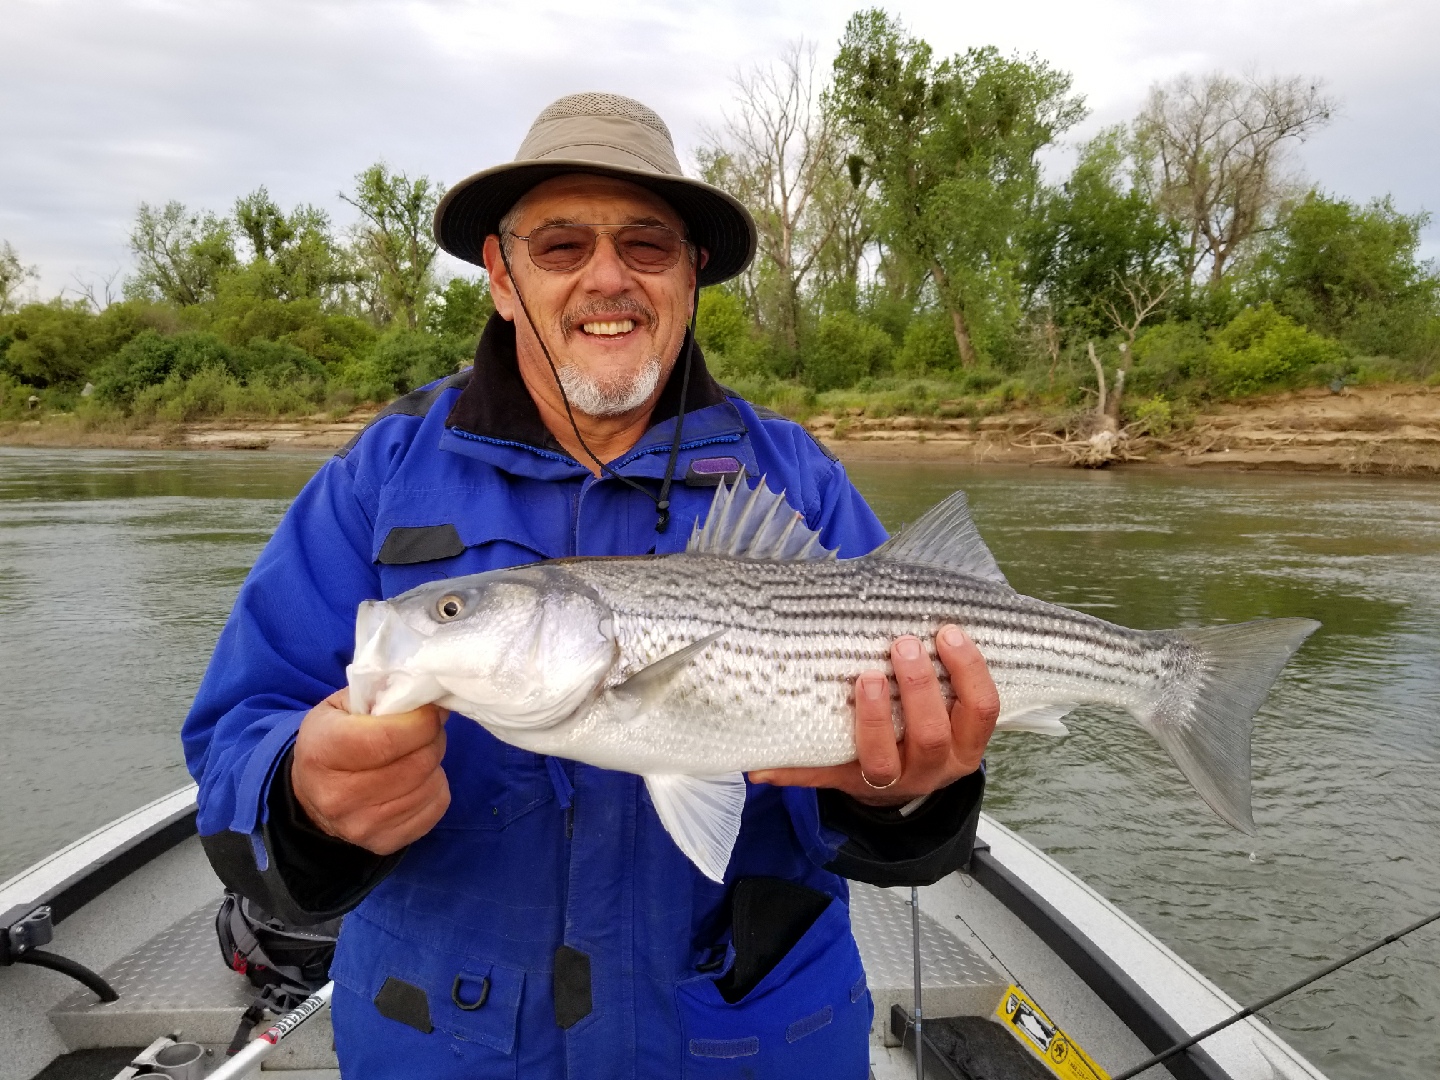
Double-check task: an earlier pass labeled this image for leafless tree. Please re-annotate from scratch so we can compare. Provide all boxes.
[698,41,848,352]
[1099,272,1175,422]
[1134,72,1334,285]
[70,267,123,312]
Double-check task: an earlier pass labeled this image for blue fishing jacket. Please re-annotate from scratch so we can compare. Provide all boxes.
[183,317,985,1079]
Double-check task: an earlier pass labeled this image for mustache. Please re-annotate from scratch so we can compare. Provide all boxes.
[560,298,655,336]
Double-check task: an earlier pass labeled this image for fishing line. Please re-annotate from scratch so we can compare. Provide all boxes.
[498,244,700,534]
[1108,906,1440,1080]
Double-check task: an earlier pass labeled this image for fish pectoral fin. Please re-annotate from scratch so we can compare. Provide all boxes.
[611,630,726,713]
[643,773,747,883]
[995,703,1077,736]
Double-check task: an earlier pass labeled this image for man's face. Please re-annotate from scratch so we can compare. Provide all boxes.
[484,174,699,418]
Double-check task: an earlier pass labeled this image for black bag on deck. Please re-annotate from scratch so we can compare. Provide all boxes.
[215,890,342,1053]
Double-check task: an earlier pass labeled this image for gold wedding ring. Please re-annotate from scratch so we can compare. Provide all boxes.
[860,769,901,791]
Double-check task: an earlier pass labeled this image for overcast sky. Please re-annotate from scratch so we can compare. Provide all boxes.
[3,0,1437,298]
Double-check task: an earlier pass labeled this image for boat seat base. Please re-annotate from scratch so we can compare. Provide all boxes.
[849,883,1011,1047]
[47,903,334,1072]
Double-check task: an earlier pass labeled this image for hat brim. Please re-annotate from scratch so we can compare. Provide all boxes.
[433,161,756,288]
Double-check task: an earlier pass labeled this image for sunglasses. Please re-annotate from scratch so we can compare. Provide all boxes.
[508,223,691,274]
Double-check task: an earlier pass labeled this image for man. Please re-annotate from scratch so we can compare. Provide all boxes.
[183,93,999,1079]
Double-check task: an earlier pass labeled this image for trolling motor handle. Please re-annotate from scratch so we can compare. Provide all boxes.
[1,903,119,1002]
[1,904,55,960]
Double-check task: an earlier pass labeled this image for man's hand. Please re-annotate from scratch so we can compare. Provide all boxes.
[291,688,451,855]
[750,625,999,807]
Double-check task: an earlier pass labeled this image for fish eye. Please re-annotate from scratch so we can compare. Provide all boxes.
[435,594,465,621]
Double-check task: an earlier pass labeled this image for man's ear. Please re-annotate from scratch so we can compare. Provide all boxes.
[697,247,710,270]
[482,235,516,322]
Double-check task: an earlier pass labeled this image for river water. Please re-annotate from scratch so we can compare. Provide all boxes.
[1,447,1435,1078]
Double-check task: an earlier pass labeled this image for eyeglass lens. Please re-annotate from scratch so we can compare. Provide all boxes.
[522,225,685,273]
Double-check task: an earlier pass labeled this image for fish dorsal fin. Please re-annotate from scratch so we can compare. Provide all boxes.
[687,471,837,561]
[868,491,1008,585]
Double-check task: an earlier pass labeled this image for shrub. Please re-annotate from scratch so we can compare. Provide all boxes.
[347,329,472,398]
[697,288,774,380]
[1208,304,1346,397]
[1129,321,1215,400]
[800,311,894,391]
[894,312,960,375]
[1126,394,1177,435]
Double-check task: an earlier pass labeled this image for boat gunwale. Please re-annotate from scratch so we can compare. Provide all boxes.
[0,785,198,934]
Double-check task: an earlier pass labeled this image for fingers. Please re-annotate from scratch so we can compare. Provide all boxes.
[754,625,998,807]
[292,695,451,852]
[890,634,952,792]
[852,671,902,788]
[936,624,999,775]
[304,699,448,773]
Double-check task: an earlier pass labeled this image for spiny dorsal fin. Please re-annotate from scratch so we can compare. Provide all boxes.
[687,471,837,561]
[868,490,1008,585]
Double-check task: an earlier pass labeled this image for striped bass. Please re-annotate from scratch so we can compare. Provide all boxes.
[347,475,1319,881]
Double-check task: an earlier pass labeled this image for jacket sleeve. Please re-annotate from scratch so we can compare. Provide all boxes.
[182,449,400,924]
[787,445,990,887]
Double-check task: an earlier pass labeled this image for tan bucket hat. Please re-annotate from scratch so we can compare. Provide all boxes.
[434,92,757,287]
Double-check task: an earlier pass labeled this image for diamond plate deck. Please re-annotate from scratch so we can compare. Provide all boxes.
[48,903,336,1071]
[850,882,1009,1045]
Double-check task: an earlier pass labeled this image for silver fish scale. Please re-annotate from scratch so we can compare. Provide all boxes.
[546,555,1179,775]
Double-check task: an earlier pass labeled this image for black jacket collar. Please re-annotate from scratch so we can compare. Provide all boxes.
[445,313,728,452]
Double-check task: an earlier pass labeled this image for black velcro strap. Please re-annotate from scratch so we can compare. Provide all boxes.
[374,976,433,1034]
[717,878,830,1004]
[378,524,466,566]
[553,945,592,1029]
[226,1002,267,1056]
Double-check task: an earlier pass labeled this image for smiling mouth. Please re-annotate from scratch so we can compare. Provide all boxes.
[581,319,636,336]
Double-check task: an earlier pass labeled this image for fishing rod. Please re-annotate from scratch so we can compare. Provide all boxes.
[912,885,924,1080]
[1109,906,1440,1080]
[204,981,335,1080]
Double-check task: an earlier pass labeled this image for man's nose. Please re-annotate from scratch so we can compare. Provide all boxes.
[578,233,633,292]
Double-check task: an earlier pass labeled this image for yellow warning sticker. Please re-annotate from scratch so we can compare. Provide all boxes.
[996,984,1110,1080]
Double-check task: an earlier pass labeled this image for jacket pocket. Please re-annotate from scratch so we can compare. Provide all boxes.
[675,897,872,1080]
[331,912,525,1076]
[434,722,556,831]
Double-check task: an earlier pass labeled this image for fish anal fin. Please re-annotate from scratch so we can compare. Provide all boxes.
[643,773,746,883]
[868,490,1008,585]
[996,703,1076,736]
[687,471,837,562]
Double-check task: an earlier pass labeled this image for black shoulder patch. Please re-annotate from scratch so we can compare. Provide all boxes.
[718,389,840,463]
[749,403,786,422]
[378,523,466,565]
[336,369,474,458]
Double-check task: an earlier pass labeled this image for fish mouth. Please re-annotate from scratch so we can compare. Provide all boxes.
[347,601,438,715]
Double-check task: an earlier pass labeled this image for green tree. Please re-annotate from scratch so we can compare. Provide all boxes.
[342,164,443,330]
[830,9,1085,366]
[0,241,39,315]
[1024,129,1171,335]
[426,275,494,339]
[233,187,352,304]
[125,201,239,305]
[1252,192,1437,352]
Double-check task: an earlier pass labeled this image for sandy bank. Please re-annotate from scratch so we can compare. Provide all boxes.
[3,385,1438,476]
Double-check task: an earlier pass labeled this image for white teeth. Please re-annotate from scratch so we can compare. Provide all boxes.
[582,319,635,336]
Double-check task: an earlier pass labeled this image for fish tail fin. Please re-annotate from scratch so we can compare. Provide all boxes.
[1142,618,1320,833]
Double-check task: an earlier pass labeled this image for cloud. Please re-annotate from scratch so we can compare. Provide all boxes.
[2,0,1436,295]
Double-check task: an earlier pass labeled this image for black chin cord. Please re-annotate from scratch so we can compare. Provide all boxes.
[500,247,697,533]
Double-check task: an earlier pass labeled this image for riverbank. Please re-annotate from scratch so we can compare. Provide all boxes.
[3,383,1438,475]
